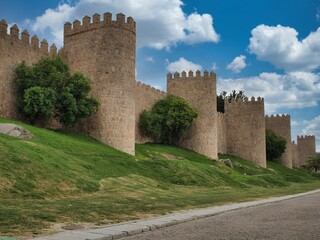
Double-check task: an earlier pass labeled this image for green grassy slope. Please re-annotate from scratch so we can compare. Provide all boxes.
[0,117,319,237]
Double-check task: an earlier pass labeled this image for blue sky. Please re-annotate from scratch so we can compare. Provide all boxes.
[1,0,319,150]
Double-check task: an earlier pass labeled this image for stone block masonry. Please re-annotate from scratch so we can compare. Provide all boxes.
[0,19,57,120]
[167,70,218,160]
[62,13,136,155]
[265,114,292,168]
[225,97,266,168]
[297,135,316,166]
[0,12,316,167]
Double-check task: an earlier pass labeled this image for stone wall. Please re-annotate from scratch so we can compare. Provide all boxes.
[291,141,299,167]
[167,70,217,159]
[135,81,166,143]
[225,97,266,168]
[0,19,57,119]
[297,135,316,166]
[62,13,136,155]
[217,112,227,154]
[265,114,292,168]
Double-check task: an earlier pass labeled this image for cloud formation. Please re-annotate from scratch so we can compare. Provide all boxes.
[227,55,247,73]
[166,57,202,73]
[218,71,320,113]
[249,24,320,72]
[28,0,220,49]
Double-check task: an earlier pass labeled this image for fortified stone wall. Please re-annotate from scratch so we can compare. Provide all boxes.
[217,112,227,154]
[291,141,299,167]
[0,19,57,119]
[62,13,136,155]
[167,70,217,159]
[135,81,166,143]
[297,135,316,166]
[225,97,266,167]
[265,114,292,168]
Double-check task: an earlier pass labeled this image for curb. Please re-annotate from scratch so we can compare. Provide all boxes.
[31,189,320,240]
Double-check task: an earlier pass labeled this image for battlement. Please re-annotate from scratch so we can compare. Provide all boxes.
[0,19,57,55]
[167,70,216,81]
[64,12,136,37]
[225,96,264,105]
[297,135,316,140]
[265,114,290,119]
[136,81,166,95]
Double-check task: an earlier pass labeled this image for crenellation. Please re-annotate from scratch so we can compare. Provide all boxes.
[21,30,30,43]
[50,44,57,55]
[31,35,39,49]
[10,24,19,39]
[73,19,81,30]
[0,19,8,34]
[64,12,136,38]
[182,71,187,78]
[93,13,100,24]
[82,16,91,26]
[196,70,201,78]
[167,70,216,81]
[40,39,48,53]
[64,22,72,34]
[103,12,112,24]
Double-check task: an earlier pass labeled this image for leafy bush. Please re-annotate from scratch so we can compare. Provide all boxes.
[306,155,320,172]
[139,95,198,145]
[265,129,286,161]
[14,56,99,126]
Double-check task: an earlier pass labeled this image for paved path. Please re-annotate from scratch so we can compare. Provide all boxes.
[32,189,320,240]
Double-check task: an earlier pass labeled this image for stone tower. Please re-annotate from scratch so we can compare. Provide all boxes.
[225,97,266,168]
[297,135,316,166]
[167,70,218,159]
[62,13,136,155]
[265,114,292,168]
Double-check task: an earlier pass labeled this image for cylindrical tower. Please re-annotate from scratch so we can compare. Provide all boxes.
[62,13,136,154]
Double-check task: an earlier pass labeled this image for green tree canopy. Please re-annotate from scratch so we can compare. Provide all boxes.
[217,90,247,113]
[306,154,320,172]
[14,56,99,126]
[265,129,287,161]
[139,95,198,145]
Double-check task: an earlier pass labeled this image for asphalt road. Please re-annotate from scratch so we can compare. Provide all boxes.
[122,192,320,240]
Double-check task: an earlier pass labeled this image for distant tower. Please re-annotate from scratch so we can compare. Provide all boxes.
[297,135,316,166]
[62,13,136,154]
[167,70,218,159]
[265,114,292,168]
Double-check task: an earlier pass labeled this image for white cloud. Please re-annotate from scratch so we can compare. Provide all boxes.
[249,24,320,72]
[145,56,155,63]
[26,0,220,49]
[166,57,202,73]
[217,71,320,113]
[211,62,218,71]
[301,116,320,151]
[227,55,247,73]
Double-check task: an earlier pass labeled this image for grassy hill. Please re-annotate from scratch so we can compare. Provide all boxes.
[0,117,319,238]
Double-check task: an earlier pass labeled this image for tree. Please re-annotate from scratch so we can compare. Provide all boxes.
[139,95,198,145]
[265,129,287,161]
[14,56,99,126]
[217,90,247,113]
[306,155,320,172]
